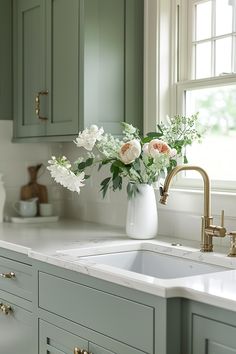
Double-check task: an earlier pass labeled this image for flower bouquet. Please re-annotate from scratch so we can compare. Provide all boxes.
[48,114,202,199]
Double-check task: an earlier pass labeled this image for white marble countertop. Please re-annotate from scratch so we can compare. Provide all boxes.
[1,219,236,311]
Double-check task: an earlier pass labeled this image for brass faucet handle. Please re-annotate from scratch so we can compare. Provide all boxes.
[227,232,236,257]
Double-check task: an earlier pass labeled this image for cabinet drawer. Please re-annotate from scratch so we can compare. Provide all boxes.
[192,314,236,354]
[0,256,32,301]
[40,320,146,354]
[0,295,35,354]
[39,272,154,353]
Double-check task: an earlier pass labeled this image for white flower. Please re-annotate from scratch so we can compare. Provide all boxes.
[122,122,137,134]
[74,125,104,151]
[119,139,141,165]
[47,158,85,194]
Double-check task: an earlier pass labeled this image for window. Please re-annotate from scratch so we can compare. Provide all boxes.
[175,0,236,190]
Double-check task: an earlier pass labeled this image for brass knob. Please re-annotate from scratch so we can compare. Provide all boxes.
[0,303,13,315]
[74,348,81,354]
[0,272,16,279]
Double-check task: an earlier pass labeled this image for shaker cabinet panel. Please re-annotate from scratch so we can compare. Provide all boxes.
[83,0,125,134]
[0,255,32,301]
[46,0,79,136]
[0,295,35,354]
[14,0,47,137]
[83,0,143,135]
[192,315,236,354]
[0,0,12,120]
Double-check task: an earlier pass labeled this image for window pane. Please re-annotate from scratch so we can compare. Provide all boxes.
[185,85,236,181]
[196,42,212,79]
[196,1,212,41]
[215,37,232,75]
[216,0,233,36]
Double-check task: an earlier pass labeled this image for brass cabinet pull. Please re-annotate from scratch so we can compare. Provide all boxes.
[74,348,92,354]
[35,90,48,120]
[0,303,13,315]
[0,272,15,279]
[74,348,81,354]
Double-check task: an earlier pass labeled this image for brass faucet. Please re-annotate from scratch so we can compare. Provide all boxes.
[159,165,227,252]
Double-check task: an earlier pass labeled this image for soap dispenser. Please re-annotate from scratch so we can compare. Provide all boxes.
[0,173,6,222]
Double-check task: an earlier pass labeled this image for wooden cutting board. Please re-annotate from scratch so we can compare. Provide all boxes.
[20,165,48,212]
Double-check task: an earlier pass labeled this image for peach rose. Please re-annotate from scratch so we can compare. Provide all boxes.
[119,139,141,165]
[148,139,171,158]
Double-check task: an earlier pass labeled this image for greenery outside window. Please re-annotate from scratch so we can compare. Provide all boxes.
[174,0,236,191]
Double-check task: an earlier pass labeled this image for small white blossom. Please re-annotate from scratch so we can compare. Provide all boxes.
[74,125,104,151]
[47,158,85,194]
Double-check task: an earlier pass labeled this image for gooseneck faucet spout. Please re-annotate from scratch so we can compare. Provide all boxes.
[160,165,226,252]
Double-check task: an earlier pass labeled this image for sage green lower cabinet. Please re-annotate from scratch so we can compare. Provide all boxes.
[0,248,35,354]
[0,294,35,354]
[2,246,236,354]
[182,300,236,354]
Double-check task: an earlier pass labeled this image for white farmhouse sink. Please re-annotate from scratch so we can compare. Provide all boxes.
[79,249,227,279]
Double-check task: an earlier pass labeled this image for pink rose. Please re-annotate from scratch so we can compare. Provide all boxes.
[148,139,171,158]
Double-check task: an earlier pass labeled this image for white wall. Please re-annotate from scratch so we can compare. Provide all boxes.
[0,121,64,219]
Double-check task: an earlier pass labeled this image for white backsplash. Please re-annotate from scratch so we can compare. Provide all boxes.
[62,142,236,247]
[0,121,64,219]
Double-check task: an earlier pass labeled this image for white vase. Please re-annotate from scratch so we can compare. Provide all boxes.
[126,184,158,239]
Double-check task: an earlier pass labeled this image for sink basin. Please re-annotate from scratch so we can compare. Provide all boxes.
[79,250,227,279]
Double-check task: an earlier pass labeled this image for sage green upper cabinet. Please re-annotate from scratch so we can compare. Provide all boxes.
[83,0,143,135]
[13,0,46,137]
[0,0,12,120]
[13,0,77,139]
[13,0,144,141]
[45,0,79,136]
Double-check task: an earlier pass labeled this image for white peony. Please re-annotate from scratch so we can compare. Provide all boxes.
[119,139,141,165]
[74,125,104,151]
[47,158,85,194]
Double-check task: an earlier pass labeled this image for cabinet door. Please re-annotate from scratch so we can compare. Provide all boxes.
[14,0,47,138]
[45,0,80,136]
[0,297,35,354]
[192,315,236,354]
[83,0,143,135]
[0,0,12,120]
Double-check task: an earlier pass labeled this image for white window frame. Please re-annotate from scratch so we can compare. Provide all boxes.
[172,0,236,192]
